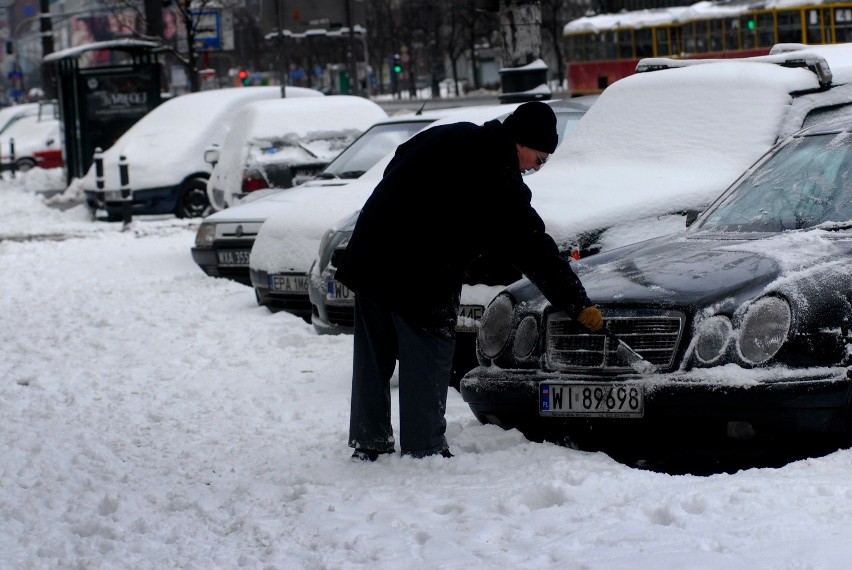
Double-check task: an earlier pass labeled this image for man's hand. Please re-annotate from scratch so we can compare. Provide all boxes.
[577,306,603,332]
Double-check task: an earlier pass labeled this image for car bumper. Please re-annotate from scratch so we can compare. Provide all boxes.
[85,187,178,216]
[460,366,852,442]
[251,268,312,322]
[308,279,355,335]
[191,246,252,287]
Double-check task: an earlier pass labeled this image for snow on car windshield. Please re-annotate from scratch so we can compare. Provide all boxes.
[247,130,365,165]
[697,131,852,232]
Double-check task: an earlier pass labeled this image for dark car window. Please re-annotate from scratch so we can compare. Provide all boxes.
[320,121,433,179]
[695,132,852,232]
[555,111,586,144]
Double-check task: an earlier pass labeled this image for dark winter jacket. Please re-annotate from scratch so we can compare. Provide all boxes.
[334,118,592,330]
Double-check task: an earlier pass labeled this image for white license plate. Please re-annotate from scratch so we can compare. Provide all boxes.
[326,280,353,301]
[268,273,309,294]
[539,382,644,418]
[217,249,251,266]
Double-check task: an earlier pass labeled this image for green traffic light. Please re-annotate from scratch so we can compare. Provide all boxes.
[747,19,755,31]
[393,65,402,74]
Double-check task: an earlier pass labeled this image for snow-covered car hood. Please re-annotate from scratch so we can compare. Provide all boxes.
[507,229,852,316]
[249,167,385,272]
[202,186,341,224]
[0,118,60,160]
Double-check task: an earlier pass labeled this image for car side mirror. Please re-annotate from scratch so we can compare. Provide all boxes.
[204,148,220,166]
[685,209,700,227]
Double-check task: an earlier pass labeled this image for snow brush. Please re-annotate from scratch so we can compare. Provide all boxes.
[604,328,657,374]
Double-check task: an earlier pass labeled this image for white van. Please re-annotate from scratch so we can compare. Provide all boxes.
[79,86,321,220]
[205,95,387,212]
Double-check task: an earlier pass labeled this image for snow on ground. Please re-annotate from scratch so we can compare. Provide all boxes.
[3,172,852,569]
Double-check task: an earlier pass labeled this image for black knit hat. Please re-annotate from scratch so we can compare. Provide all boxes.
[502,101,558,154]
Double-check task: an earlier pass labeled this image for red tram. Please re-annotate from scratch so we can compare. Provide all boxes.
[564,0,852,95]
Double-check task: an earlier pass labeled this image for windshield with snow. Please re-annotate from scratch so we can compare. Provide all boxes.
[695,131,852,233]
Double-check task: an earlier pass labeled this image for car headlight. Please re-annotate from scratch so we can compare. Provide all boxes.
[195,223,216,247]
[737,296,791,365]
[319,230,352,271]
[512,315,539,358]
[478,294,514,359]
[318,229,334,261]
[694,316,733,364]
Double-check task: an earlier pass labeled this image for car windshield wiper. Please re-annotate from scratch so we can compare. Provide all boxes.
[816,221,852,232]
[337,170,366,179]
[296,141,319,158]
[314,172,338,179]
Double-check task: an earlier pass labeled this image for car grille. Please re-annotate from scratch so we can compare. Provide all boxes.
[545,310,685,372]
[265,294,313,315]
[327,305,355,328]
[218,222,262,239]
[292,163,326,178]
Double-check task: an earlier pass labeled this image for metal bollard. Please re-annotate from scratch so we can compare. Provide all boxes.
[94,147,104,190]
[118,155,132,227]
[89,147,104,221]
[8,137,15,179]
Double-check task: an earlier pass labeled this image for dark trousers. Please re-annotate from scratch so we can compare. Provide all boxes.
[349,294,455,456]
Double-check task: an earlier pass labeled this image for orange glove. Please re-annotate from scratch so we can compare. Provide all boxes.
[577,306,603,332]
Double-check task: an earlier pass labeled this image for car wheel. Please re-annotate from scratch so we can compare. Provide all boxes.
[175,177,209,218]
[15,158,37,172]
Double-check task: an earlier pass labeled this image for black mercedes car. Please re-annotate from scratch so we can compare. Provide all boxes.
[460,115,852,458]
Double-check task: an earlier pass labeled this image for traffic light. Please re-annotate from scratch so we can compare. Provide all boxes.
[392,55,402,75]
[238,69,250,86]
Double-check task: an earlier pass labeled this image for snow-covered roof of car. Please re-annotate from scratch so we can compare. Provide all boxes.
[529,55,852,246]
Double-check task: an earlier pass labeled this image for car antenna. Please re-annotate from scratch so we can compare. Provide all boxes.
[415,94,432,116]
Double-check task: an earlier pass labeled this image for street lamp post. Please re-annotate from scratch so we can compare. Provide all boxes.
[344,0,359,96]
[38,0,55,99]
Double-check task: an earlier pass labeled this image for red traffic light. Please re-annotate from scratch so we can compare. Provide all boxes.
[238,70,248,80]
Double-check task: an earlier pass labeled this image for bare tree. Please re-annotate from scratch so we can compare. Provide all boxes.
[540,0,590,91]
[365,0,398,95]
[442,0,468,96]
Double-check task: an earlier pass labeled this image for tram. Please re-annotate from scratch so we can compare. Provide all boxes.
[564,0,852,95]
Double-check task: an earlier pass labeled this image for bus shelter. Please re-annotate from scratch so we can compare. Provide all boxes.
[44,40,163,184]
